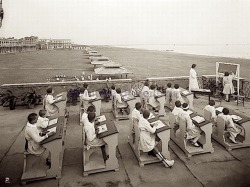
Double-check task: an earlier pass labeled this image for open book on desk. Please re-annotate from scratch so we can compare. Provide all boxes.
[96,115,106,122]
[231,115,242,122]
[148,113,155,120]
[192,116,205,124]
[151,120,165,129]
[97,124,108,134]
[49,118,58,126]
[47,126,57,134]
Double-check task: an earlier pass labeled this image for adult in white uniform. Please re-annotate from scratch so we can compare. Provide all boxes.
[189,64,199,98]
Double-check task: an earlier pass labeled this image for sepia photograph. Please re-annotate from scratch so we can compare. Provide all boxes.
[0,0,250,186]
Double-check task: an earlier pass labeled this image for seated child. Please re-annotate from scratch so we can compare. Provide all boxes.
[25,113,52,167]
[111,85,117,108]
[165,83,173,104]
[115,88,129,115]
[172,100,183,123]
[179,103,202,147]
[218,108,242,144]
[43,87,59,117]
[203,100,217,123]
[141,82,150,108]
[138,110,174,167]
[82,105,96,125]
[148,85,160,112]
[79,83,96,110]
[172,84,184,103]
[84,112,108,159]
[36,109,49,133]
[131,102,142,143]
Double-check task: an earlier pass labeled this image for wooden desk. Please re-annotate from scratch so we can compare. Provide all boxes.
[129,117,171,166]
[83,116,119,176]
[21,117,66,184]
[89,91,102,116]
[190,88,211,104]
[213,107,250,150]
[155,91,166,117]
[169,111,214,157]
[180,88,194,110]
[121,92,136,117]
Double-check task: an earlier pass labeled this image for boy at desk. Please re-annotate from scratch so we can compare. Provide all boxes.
[79,83,96,110]
[43,87,59,117]
[141,82,150,107]
[25,113,54,167]
[111,85,117,108]
[218,108,242,144]
[179,103,202,147]
[131,102,142,143]
[115,88,129,115]
[81,105,96,126]
[36,110,49,132]
[139,110,174,167]
[148,85,160,113]
[84,112,108,158]
[203,100,217,123]
[172,84,184,103]
[172,100,183,123]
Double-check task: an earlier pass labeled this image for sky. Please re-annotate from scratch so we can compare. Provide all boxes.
[0,0,250,45]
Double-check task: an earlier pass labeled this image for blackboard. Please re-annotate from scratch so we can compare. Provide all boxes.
[218,63,238,75]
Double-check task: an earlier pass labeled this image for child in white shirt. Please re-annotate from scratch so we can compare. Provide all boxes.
[131,102,142,143]
[148,85,160,112]
[81,105,96,125]
[43,87,59,117]
[203,100,217,123]
[139,110,174,167]
[79,83,96,111]
[36,110,49,133]
[141,82,150,108]
[115,88,129,115]
[172,84,184,104]
[166,83,173,105]
[172,100,183,123]
[111,85,117,108]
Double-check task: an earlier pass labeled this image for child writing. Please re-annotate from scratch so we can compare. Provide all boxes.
[115,88,129,115]
[138,110,174,167]
[79,83,96,111]
[218,108,241,144]
[25,113,53,167]
[223,72,235,102]
[43,87,59,117]
[148,85,160,112]
[179,103,202,147]
[203,100,217,123]
[36,109,49,133]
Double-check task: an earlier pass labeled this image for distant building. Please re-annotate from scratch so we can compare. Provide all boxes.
[72,44,85,50]
[38,39,50,50]
[20,36,38,52]
[48,39,72,49]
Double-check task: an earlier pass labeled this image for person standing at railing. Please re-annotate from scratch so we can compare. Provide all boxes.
[189,64,199,99]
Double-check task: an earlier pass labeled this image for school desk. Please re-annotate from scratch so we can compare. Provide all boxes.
[169,111,214,157]
[89,91,102,116]
[212,107,250,150]
[190,88,211,103]
[129,117,171,166]
[83,116,119,176]
[121,91,136,117]
[180,88,194,110]
[21,117,66,184]
[54,92,67,117]
[155,91,166,116]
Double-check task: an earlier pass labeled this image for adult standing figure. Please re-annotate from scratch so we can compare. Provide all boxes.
[189,64,199,99]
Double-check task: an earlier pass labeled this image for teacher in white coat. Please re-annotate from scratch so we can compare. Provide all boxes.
[189,64,199,99]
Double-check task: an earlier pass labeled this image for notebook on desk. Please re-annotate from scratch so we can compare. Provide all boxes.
[151,120,165,129]
[98,124,108,134]
[231,115,242,122]
[148,113,155,120]
[192,116,205,124]
[96,115,106,122]
[48,118,58,126]
[56,96,63,101]
[48,126,57,133]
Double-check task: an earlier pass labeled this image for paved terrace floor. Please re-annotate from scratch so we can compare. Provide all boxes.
[0,96,250,187]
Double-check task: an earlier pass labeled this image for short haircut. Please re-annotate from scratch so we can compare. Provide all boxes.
[87,105,96,113]
[222,108,229,115]
[143,110,150,119]
[111,85,116,90]
[174,84,179,89]
[28,113,37,124]
[116,88,121,94]
[144,82,149,86]
[224,72,229,76]
[175,100,182,107]
[83,83,88,89]
[39,110,46,117]
[135,102,142,110]
[150,85,156,90]
[79,87,85,93]
[47,87,53,94]
[191,64,196,68]
[167,83,172,88]
[182,103,189,110]
[209,100,215,106]
[87,112,96,122]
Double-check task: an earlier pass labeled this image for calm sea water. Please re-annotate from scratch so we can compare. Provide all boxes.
[115,44,250,59]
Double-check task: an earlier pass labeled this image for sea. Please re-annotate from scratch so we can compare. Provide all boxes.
[115,44,250,59]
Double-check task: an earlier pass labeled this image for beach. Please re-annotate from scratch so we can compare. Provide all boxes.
[0,46,250,84]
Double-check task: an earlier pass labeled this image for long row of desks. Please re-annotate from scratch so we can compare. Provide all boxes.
[21,92,68,184]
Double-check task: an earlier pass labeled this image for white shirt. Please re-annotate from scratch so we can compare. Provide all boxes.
[36,116,49,132]
[189,68,199,90]
[204,105,216,120]
[218,114,237,130]
[79,90,95,101]
[82,112,88,125]
[84,121,97,142]
[179,110,195,131]
[111,90,117,96]
[132,108,141,120]
[141,86,150,98]
[166,88,172,98]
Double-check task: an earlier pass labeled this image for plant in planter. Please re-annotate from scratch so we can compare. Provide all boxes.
[67,88,80,105]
